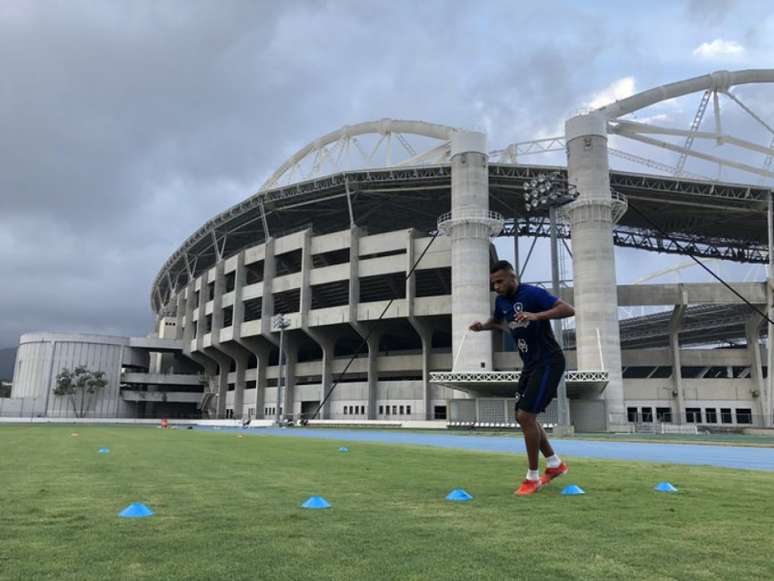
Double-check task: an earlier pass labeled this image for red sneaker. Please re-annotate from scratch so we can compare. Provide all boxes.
[514,479,542,496]
[540,462,569,485]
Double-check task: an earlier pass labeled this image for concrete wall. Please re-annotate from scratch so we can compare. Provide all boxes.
[12,333,131,418]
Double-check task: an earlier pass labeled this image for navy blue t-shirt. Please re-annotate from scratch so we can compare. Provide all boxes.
[493,284,562,369]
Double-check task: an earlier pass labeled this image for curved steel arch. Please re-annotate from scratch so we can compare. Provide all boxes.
[260,118,459,190]
[595,69,774,119]
[497,69,774,180]
[600,69,774,181]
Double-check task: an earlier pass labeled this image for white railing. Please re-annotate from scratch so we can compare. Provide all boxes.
[429,369,608,383]
[437,208,505,236]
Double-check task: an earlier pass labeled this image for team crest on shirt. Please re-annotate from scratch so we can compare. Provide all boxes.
[509,302,530,329]
[517,338,528,352]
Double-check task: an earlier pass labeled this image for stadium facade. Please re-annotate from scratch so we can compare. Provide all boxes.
[9,70,774,431]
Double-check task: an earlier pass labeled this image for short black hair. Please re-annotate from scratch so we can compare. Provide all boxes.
[490,260,514,274]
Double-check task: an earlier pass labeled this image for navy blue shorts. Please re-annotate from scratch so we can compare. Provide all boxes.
[516,354,565,414]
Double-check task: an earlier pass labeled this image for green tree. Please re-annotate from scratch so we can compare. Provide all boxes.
[53,366,108,418]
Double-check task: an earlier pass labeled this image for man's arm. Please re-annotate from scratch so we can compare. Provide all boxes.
[515,299,575,322]
[469,318,508,332]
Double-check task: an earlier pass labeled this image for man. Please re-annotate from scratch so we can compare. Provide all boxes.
[469,260,575,496]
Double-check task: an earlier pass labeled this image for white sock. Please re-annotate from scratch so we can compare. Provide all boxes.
[526,469,540,481]
[546,455,561,469]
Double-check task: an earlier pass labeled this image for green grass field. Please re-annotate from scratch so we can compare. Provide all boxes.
[1,426,773,581]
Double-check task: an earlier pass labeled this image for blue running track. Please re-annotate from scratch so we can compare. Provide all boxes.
[196,426,774,471]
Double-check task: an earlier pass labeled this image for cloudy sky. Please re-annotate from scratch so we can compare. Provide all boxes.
[1,0,773,347]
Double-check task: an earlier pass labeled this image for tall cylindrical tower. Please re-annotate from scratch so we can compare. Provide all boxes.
[565,113,625,427]
[447,130,495,371]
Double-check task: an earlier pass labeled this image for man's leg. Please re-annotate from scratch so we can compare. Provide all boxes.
[516,409,541,471]
[539,423,555,459]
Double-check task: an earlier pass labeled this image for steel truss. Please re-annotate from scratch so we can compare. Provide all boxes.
[499,219,768,264]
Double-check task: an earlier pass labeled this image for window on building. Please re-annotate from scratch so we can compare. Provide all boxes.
[392,405,397,415]
[207,281,215,302]
[406,405,411,416]
[192,321,198,339]
[247,407,255,419]
[721,408,733,424]
[414,268,452,298]
[641,407,653,423]
[399,405,405,415]
[656,407,672,423]
[434,405,447,420]
[194,290,200,307]
[627,407,639,423]
[225,271,236,293]
[736,408,753,424]
[273,289,300,314]
[685,408,702,423]
[311,280,350,309]
[343,406,348,415]
[275,249,303,276]
[205,314,213,333]
[223,306,234,328]
[227,383,235,392]
[379,405,384,415]
[705,408,717,423]
[246,261,264,284]
[244,298,262,322]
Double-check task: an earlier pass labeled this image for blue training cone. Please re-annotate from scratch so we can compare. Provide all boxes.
[302,496,331,509]
[561,484,585,496]
[655,482,678,493]
[98,448,110,454]
[118,503,154,518]
[446,488,473,501]
[339,447,349,453]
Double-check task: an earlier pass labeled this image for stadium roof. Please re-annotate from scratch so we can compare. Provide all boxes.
[151,163,771,313]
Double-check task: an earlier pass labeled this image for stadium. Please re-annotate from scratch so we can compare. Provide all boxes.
[9,69,774,432]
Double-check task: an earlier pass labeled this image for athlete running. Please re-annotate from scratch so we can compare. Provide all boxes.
[469,260,575,496]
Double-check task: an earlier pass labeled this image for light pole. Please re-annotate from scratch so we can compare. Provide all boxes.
[272,313,290,424]
[523,172,578,431]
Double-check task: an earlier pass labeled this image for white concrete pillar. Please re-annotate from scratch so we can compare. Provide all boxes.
[365,330,382,420]
[406,228,434,420]
[449,130,492,371]
[260,238,276,337]
[746,313,767,426]
[348,227,361,324]
[669,304,686,424]
[565,113,625,428]
[767,205,774,426]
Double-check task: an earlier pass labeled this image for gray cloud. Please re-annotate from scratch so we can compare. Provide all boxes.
[1,0,772,347]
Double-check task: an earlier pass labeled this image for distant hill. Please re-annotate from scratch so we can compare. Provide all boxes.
[0,347,17,381]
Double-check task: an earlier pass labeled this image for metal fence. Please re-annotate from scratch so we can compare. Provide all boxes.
[448,398,559,428]
[608,411,770,431]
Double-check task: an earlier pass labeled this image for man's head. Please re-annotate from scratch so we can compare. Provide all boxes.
[490,260,518,295]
